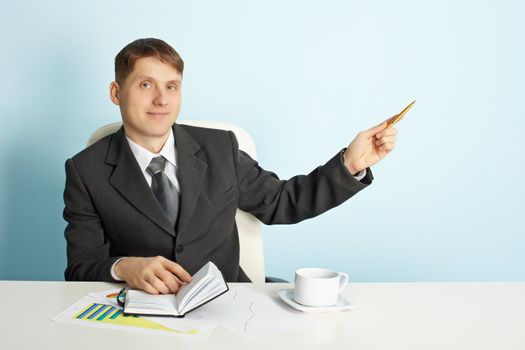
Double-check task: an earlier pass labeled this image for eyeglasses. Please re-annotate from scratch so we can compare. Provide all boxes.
[117,287,127,307]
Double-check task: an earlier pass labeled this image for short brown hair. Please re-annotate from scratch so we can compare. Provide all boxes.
[114,38,184,85]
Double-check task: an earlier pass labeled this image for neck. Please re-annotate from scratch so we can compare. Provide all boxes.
[125,131,170,154]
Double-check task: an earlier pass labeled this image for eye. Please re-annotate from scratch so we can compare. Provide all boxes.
[168,84,178,90]
[141,82,152,89]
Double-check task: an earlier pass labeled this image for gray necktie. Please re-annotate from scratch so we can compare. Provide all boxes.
[147,156,179,226]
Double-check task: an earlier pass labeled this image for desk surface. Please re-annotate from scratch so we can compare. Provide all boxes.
[1,281,524,350]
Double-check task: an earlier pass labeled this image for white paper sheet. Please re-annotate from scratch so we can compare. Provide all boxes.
[60,287,316,339]
[194,287,314,338]
[52,295,215,339]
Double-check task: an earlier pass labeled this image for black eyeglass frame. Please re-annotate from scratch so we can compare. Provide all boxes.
[117,287,127,307]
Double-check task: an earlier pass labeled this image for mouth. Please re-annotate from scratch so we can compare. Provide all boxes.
[146,112,170,117]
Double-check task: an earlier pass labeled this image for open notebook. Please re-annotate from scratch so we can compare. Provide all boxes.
[122,261,229,317]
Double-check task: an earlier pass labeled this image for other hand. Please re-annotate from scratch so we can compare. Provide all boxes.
[343,120,398,175]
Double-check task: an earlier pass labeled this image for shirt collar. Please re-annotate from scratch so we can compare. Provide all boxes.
[126,129,177,173]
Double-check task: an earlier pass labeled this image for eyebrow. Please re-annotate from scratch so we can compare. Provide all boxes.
[134,75,181,84]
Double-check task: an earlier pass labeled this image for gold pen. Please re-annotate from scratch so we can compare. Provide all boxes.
[387,100,416,128]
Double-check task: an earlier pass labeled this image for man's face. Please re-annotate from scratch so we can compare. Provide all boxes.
[110,56,182,148]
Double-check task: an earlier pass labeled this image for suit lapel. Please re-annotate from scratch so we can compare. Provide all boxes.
[106,128,176,236]
[173,124,208,235]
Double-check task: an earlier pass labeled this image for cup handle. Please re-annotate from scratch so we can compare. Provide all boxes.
[338,272,349,294]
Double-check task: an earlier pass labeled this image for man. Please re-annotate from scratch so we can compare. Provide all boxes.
[63,38,398,295]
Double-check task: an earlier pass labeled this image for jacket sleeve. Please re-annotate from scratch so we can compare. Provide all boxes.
[63,158,119,281]
[229,131,373,225]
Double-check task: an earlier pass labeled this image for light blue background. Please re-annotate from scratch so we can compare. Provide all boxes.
[1,0,523,282]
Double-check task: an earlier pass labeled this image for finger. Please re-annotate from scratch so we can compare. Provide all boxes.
[375,127,398,139]
[145,274,171,294]
[172,275,184,285]
[364,120,388,137]
[157,270,181,293]
[140,280,159,295]
[162,260,192,283]
[375,136,397,146]
[380,143,395,152]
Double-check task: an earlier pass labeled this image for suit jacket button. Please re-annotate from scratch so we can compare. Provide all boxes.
[176,245,184,254]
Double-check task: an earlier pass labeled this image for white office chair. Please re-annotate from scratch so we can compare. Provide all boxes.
[87,120,267,283]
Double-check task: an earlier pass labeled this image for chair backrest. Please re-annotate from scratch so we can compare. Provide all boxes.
[87,120,265,283]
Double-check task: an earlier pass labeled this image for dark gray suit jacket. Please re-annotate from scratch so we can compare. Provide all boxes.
[64,123,372,282]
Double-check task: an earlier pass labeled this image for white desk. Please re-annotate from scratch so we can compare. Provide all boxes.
[1,281,524,350]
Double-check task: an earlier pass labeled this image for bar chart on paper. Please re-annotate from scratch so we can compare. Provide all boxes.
[52,295,215,338]
[74,302,173,331]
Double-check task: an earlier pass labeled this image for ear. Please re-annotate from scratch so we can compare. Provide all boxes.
[109,81,120,106]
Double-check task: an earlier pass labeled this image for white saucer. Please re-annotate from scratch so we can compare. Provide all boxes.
[277,289,356,313]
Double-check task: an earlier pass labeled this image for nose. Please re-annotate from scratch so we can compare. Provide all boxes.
[153,87,168,106]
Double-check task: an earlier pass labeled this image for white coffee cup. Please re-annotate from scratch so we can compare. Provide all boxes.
[294,267,349,307]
